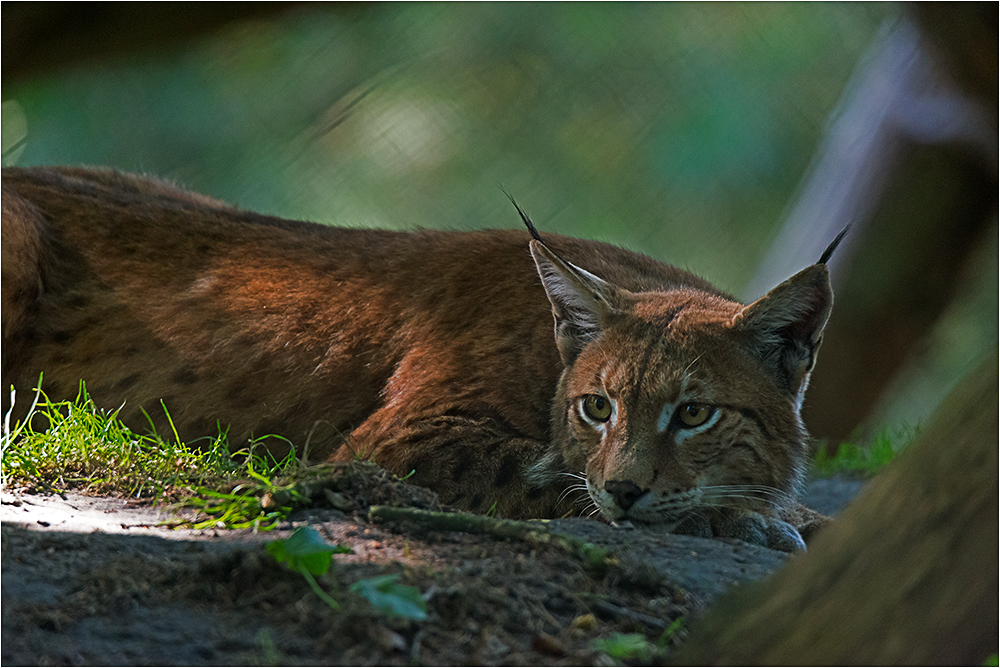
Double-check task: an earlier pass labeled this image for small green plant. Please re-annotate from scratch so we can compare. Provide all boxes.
[591,632,654,662]
[589,616,682,663]
[254,628,282,666]
[657,615,685,646]
[349,574,428,620]
[812,427,916,478]
[267,527,427,620]
[267,526,351,609]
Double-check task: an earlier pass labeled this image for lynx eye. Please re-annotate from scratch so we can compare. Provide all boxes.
[581,394,612,422]
[677,403,713,428]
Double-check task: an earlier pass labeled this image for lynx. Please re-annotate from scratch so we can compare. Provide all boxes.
[3,166,840,551]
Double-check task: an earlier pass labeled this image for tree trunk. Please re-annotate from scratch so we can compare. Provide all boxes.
[672,353,998,665]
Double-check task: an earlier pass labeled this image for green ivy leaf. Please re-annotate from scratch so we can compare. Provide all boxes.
[349,574,428,620]
[266,527,351,575]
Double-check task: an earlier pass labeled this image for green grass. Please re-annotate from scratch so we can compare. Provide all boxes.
[1,379,304,531]
[811,427,917,478]
[3,380,431,622]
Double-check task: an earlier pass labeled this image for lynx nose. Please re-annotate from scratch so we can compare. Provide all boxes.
[604,480,645,511]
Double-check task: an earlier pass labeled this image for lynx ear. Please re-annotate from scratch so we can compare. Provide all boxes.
[733,264,833,405]
[529,240,621,365]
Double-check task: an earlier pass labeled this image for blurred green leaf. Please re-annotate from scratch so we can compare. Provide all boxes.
[592,632,653,661]
[349,574,428,621]
[267,526,351,575]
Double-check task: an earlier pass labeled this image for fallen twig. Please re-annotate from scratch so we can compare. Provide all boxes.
[367,505,616,573]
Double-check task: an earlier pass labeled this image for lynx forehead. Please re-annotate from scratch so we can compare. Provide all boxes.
[2,165,839,551]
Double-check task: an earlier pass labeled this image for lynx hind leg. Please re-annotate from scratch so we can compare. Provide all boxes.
[1,186,46,414]
[343,413,570,520]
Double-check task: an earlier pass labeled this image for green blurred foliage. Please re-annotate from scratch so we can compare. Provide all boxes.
[812,428,915,478]
[5,3,891,293]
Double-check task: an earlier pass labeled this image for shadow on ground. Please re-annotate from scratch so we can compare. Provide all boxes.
[1,465,863,665]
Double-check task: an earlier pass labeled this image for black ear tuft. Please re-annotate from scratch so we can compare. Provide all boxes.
[817,225,850,265]
[500,186,543,242]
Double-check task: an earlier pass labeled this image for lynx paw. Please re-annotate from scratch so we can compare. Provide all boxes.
[712,511,806,552]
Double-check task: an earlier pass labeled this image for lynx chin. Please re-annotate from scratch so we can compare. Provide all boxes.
[2,166,844,551]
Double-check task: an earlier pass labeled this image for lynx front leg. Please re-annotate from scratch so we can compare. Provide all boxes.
[337,413,579,520]
[674,504,829,553]
[715,502,832,552]
[711,510,808,553]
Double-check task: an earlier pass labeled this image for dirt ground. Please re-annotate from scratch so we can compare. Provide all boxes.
[1,464,863,666]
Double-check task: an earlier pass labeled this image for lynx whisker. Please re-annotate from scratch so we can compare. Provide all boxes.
[696,484,794,510]
[556,483,589,506]
[699,484,792,503]
[682,506,712,529]
[576,495,597,515]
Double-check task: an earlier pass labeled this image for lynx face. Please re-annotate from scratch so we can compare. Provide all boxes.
[562,299,808,528]
[530,239,833,542]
